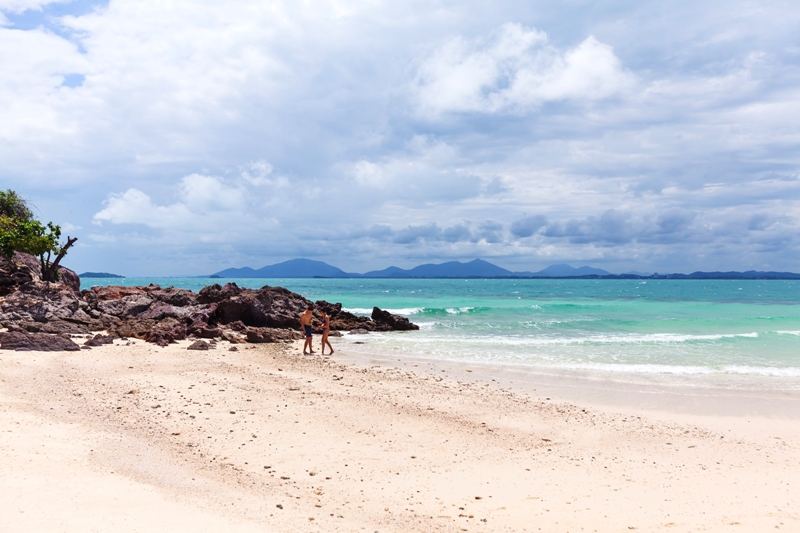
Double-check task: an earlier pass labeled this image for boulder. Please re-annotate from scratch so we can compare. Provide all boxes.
[147,287,198,307]
[23,320,91,335]
[0,331,81,351]
[58,266,80,292]
[187,340,211,350]
[84,334,116,347]
[212,289,274,327]
[245,327,303,343]
[197,283,242,304]
[371,307,419,331]
[97,295,153,317]
[138,302,195,321]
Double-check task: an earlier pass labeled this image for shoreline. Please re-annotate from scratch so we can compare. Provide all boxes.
[336,343,800,420]
[2,336,798,532]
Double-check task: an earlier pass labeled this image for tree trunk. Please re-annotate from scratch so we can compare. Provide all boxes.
[41,236,77,283]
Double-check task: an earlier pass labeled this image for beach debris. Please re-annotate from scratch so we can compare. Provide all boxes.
[229,346,238,351]
[187,340,211,350]
[276,504,283,509]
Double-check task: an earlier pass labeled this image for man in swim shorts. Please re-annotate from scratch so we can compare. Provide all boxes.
[300,305,315,354]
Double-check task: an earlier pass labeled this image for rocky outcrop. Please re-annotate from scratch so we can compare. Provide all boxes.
[371,307,419,331]
[245,327,303,343]
[0,331,81,351]
[0,252,80,295]
[0,277,418,348]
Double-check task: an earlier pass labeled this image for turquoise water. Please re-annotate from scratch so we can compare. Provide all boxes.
[82,278,800,390]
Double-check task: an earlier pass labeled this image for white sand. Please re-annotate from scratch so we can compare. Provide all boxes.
[1,337,798,532]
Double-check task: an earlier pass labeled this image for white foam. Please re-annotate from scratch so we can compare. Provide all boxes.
[445,307,475,314]
[775,330,800,336]
[560,363,800,377]
[343,307,425,316]
[386,331,760,346]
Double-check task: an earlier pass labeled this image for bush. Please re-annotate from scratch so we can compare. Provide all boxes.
[0,189,77,281]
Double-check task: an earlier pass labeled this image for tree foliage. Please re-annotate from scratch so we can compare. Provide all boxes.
[0,189,77,282]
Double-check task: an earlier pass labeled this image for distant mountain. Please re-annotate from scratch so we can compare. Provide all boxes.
[363,259,514,278]
[661,270,800,280]
[80,272,124,278]
[211,258,358,278]
[208,258,800,280]
[532,264,611,277]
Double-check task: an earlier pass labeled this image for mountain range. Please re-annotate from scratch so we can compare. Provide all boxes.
[211,259,607,278]
[208,258,800,279]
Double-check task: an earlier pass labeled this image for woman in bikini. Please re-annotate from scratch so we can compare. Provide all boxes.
[320,310,335,356]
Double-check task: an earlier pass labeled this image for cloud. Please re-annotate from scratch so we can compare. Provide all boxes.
[93,172,277,238]
[3,1,800,275]
[510,215,548,237]
[414,23,634,115]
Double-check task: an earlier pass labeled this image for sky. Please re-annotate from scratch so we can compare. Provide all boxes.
[2,0,800,276]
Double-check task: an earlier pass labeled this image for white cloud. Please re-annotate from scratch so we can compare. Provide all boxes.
[414,23,634,115]
[3,1,800,274]
[93,173,278,237]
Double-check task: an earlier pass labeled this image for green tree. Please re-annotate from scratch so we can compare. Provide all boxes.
[0,189,77,282]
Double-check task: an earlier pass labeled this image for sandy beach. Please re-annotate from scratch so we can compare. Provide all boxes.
[1,335,798,532]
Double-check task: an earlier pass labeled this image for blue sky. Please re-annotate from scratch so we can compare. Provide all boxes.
[2,0,800,275]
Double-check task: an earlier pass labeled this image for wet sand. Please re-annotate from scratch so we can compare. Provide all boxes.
[1,336,798,532]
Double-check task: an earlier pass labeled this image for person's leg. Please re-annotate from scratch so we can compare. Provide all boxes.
[322,332,332,355]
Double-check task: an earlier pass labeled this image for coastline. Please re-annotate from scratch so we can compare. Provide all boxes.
[2,335,798,532]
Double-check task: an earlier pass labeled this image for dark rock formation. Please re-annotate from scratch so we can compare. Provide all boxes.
[0,331,81,351]
[245,327,303,343]
[371,307,419,331]
[84,334,116,347]
[1,274,418,346]
[187,340,211,350]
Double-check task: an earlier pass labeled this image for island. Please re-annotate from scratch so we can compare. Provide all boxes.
[79,272,125,278]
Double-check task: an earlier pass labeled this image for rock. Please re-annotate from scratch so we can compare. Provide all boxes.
[371,307,419,331]
[193,326,223,339]
[245,327,303,343]
[58,266,80,293]
[24,320,91,335]
[138,302,195,321]
[97,295,153,317]
[187,340,211,350]
[222,330,246,344]
[348,328,370,335]
[197,283,242,304]
[2,271,418,347]
[146,287,198,307]
[89,285,148,301]
[84,334,116,347]
[0,331,81,351]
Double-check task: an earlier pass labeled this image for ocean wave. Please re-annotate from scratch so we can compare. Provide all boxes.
[775,330,800,336]
[445,307,476,314]
[342,306,484,317]
[386,331,760,346]
[559,362,800,377]
[342,307,425,316]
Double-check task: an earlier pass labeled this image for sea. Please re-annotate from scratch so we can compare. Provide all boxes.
[81,277,800,391]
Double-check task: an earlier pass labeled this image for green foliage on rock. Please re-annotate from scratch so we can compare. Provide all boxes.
[0,189,77,281]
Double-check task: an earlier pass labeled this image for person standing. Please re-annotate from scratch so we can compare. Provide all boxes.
[300,305,315,354]
[320,310,335,356]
